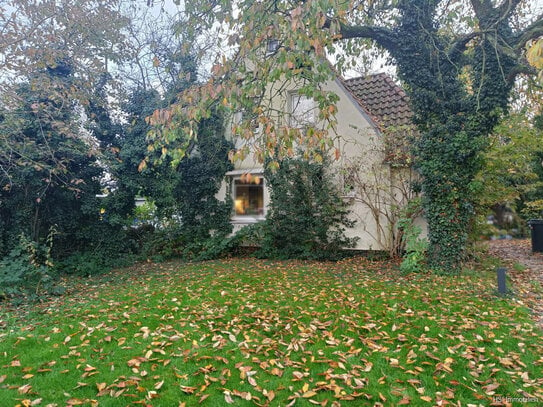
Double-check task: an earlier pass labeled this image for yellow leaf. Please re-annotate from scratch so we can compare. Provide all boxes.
[302,390,318,398]
[527,39,543,69]
[420,396,432,402]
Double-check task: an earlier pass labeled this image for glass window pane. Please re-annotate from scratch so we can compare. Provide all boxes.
[234,177,264,216]
[290,94,316,127]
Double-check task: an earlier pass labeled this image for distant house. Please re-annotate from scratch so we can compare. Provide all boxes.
[217,73,423,252]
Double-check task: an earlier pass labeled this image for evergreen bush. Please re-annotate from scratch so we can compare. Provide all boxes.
[257,158,357,260]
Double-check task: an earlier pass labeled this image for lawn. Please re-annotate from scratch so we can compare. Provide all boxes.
[1,258,542,406]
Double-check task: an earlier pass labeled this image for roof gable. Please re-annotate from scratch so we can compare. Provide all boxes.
[343,73,413,130]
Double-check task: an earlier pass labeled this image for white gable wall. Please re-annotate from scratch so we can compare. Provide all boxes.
[217,77,398,251]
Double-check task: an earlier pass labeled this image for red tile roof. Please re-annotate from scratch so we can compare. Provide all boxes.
[343,73,413,130]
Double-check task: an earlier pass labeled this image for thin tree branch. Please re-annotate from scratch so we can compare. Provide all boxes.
[514,13,543,50]
[497,0,523,21]
[507,62,537,85]
[448,31,482,59]
[337,23,398,53]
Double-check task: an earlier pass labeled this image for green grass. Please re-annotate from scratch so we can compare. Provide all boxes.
[1,258,542,406]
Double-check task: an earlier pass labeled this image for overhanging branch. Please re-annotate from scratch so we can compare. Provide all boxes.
[507,62,537,85]
[514,13,543,50]
[338,24,398,53]
[448,31,482,59]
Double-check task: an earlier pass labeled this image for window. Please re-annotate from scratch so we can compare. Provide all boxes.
[233,175,264,216]
[290,93,317,128]
[266,39,279,55]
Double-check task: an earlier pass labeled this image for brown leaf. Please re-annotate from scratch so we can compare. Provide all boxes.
[224,391,234,404]
[18,384,32,394]
[271,367,283,377]
[180,385,197,394]
[266,389,275,401]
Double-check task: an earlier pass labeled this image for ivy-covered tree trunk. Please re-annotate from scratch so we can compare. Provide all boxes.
[392,1,516,272]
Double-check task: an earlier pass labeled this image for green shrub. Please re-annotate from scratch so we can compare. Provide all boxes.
[56,251,135,277]
[258,158,358,260]
[399,210,428,274]
[0,230,57,299]
[397,198,428,273]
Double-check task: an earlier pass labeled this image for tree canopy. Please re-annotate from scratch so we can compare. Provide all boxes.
[148,0,543,272]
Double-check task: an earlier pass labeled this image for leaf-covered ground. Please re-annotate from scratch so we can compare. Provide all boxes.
[488,239,543,329]
[1,258,542,406]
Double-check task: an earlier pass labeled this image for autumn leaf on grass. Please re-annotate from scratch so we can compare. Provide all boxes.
[224,391,235,404]
[263,389,275,402]
[18,384,32,394]
[482,382,500,395]
[420,395,432,402]
[180,385,197,394]
[302,390,318,398]
[293,371,308,380]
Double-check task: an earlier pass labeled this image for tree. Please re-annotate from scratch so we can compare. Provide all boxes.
[475,113,543,229]
[0,68,104,257]
[0,0,132,260]
[149,0,543,273]
[0,0,128,184]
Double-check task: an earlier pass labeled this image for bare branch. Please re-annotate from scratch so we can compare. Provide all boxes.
[338,23,398,53]
[497,0,523,21]
[514,13,543,50]
[448,31,482,59]
[507,62,537,84]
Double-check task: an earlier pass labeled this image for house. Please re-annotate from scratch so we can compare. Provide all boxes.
[216,73,422,253]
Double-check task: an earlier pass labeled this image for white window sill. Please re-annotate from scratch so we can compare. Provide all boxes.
[231,216,265,224]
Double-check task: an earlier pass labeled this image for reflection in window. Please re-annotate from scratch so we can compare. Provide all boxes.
[290,94,316,128]
[234,176,264,216]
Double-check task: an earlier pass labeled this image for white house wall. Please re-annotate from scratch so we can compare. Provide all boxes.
[217,77,399,251]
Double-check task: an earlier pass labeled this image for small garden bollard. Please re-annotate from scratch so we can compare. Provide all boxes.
[497,267,507,295]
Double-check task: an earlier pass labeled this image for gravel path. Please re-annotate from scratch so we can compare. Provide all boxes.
[487,239,543,329]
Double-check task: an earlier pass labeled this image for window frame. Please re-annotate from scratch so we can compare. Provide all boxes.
[227,170,266,223]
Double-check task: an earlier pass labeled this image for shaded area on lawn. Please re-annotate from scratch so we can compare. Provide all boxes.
[488,239,543,330]
[1,257,542,406]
